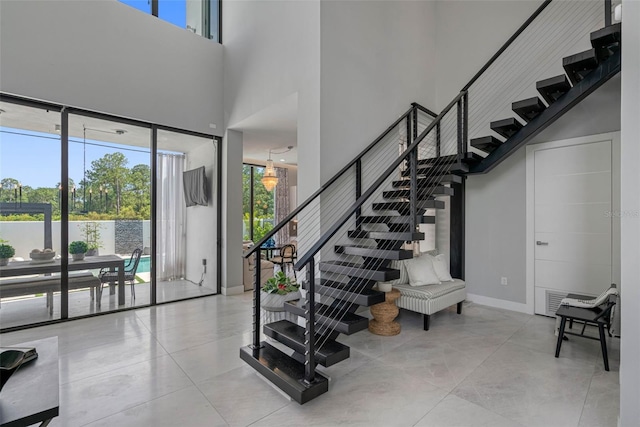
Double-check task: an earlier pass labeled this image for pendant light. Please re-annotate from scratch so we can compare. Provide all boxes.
[261,149,278,191]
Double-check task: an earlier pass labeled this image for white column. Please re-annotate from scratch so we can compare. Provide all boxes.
[620,1,640,424]
[221,129,244,295]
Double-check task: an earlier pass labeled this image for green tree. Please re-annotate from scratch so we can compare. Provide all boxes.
[0,178,20,203]
[242,166,275,241]
[86,153,130,215]
[124,164,151,219]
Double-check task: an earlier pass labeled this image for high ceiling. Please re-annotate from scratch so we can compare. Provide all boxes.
[0,101,212,153]
[231,93,298,166]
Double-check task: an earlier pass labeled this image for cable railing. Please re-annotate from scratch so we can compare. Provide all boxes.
[243,0,617,388]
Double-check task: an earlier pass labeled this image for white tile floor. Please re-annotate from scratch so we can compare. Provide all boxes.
[0,280,217,329]
[0,293,619,427]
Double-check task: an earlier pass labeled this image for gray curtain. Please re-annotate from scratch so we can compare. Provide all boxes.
[275,167,290,245]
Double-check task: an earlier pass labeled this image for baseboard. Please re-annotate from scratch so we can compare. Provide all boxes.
[221,285,244,296]
[466,293,531,314]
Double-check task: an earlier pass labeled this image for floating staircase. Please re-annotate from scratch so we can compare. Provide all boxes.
[469,22,621,174]
[242,16,621,404]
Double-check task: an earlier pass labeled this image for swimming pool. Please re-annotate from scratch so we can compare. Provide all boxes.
[137,255,151,273]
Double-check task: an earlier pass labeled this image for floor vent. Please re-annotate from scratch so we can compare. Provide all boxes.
[545,290,568,316]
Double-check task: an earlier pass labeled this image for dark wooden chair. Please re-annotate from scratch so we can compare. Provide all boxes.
[269,244,297,279]
[98,248,143,300]
[555,292,617,371]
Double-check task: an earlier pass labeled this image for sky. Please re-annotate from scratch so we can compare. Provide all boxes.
[0,129,151,189]
[120,0,187,29]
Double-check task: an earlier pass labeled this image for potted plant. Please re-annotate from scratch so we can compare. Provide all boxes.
[69,241,89,261]
[0,243,15,266]
[79,222,103,256]
[261,271,300,310]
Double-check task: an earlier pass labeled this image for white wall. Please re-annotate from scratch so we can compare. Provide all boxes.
[434,0,542,110]
[185,142,218,289]
[319,0,437,182]
[222,129,244,295]
[222,0,320,130]
[619,1,640,424]
[466,148,528,303]
[0,0,223,136]
[0,220,118,259]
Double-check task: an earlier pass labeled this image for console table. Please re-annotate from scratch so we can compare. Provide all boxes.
[0,337,59,427]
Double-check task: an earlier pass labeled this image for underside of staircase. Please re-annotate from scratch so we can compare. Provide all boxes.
[241,20,621,404]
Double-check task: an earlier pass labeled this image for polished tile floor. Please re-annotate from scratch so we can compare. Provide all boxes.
[0,293,619,427]
[0,280,216,329]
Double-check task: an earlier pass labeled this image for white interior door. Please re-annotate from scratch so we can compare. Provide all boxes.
[533,140,612,315]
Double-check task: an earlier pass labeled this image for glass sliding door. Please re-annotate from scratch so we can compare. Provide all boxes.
[156,129,217,302]
[68,113,151,315]
[0,102,62,328]
[242,164,275,243]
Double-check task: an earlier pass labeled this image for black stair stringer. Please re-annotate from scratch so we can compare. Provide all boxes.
[468,49,620,174]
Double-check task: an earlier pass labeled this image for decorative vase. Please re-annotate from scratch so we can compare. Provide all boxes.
[86,249,99,257]
[72,253,85,261]
[0,258,8,267]
[261,290,300,311]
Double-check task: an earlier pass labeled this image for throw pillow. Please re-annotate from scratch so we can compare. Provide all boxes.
[404,255,441,287]
[431,254,454,282]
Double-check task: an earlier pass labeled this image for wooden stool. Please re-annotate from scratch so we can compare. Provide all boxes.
[369,289,401,336]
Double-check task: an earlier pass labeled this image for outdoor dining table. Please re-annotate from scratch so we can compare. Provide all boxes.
[0,255,126,306]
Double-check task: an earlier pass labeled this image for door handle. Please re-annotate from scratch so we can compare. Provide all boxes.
[536,241,549,246]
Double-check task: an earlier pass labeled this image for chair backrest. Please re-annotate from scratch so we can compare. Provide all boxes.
[280,244,296,259]
[125,248,143,275]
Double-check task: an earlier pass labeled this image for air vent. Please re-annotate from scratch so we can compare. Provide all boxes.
[545,290,568,316]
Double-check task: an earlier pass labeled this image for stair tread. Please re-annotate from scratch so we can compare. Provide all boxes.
[359,215,436,224]
[591,23,621,49]
[392,174,463,187]
[240,342,329,404]
[563,48,599,85]
[348,230,425,241]
[512,97,547,123]
[490,117,524,139]
[536,74,572,105]
[372,200,445,210]
[320,260,396,272]
[317,279,386,306]
[383,187,454,199]
[335,245,414,260]
[284,301,369,335]
[263,320,350,367]
[470,136,503,154]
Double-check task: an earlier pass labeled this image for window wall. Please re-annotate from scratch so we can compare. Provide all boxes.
[242,164,275,243]
[68,113,152,314]
[156,130,217,303]
[0,104,62,329]
[119,0,221,42]
[0,95,221,332]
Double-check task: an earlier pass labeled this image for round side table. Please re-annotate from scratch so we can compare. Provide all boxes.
[368,288,401,336]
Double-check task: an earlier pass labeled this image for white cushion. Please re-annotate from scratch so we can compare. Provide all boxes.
[404,255,441,287]
[431,254,454,282]
[395,279,466,299]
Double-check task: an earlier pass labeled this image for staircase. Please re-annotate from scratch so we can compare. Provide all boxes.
[241,2,621,404]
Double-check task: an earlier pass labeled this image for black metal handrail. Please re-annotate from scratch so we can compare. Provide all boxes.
[243,103,434,258]
[295,91,466,269]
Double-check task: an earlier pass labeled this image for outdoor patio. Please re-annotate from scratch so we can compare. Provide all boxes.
[0,279,216,330]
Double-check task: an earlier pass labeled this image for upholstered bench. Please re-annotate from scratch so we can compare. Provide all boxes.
[0,272,101,314]
[380,253,466,331]
[394,279,466,330]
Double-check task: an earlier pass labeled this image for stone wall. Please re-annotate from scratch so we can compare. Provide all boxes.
[115,220,143,254]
